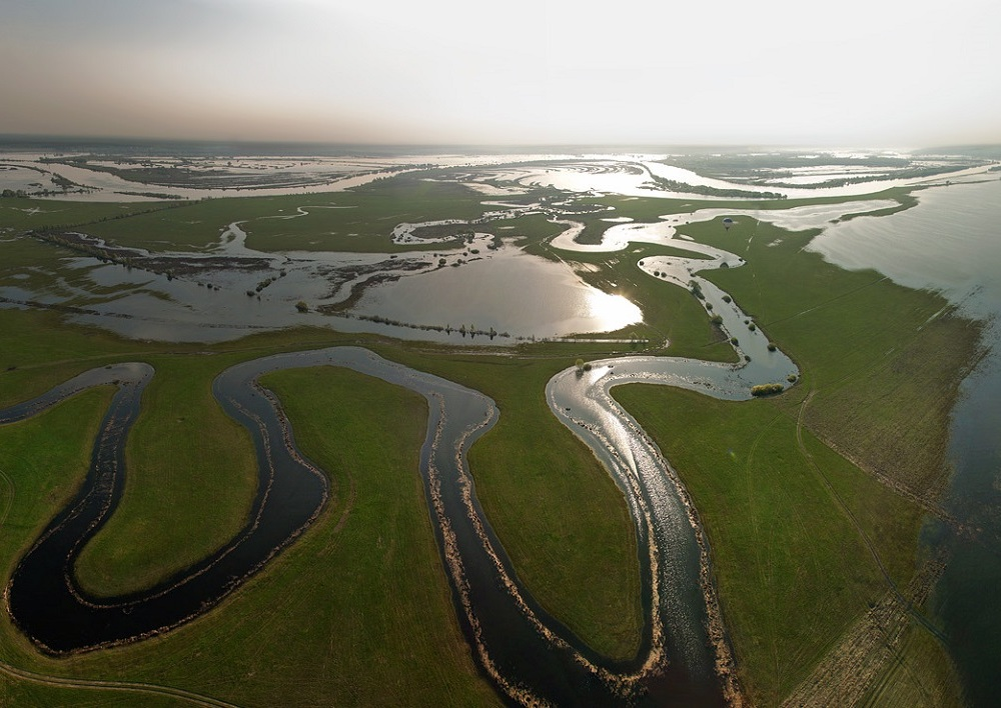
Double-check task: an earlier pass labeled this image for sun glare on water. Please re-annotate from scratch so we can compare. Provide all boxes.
[585,290,642,332]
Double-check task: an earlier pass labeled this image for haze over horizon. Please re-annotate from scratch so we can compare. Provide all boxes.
[2,0,999,149]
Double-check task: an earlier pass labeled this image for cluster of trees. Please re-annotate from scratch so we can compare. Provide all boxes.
[351,313,509,340]
[764,163,967,190]
[247,271,288,296]
[750,383,785,397]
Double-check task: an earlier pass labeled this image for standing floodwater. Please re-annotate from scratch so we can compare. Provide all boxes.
[809,178,1001,705]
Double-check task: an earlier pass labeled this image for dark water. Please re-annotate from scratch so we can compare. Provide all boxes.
[3,359,328,653]
[811,178,1001,704]
[2,348,722,704]
[932,346,1001,706]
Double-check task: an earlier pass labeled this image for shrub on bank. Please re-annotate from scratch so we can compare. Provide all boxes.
[750,383,785,397]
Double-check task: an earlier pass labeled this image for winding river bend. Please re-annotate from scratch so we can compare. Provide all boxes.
[2,226,796,705]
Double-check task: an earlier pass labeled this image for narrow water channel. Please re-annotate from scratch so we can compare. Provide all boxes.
[2,226,796,704]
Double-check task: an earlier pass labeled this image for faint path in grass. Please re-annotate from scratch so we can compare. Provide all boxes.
[794,391,896,589]
[0,660,241,707]
[782,391,956,706]
[781,552,952,708]
[761,275,889,329]
[0,467,13,528]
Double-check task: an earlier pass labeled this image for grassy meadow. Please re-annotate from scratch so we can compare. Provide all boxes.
[614,213,975,704]
[70,176,563,254]
[0,174,982,706]
[0,314,503,706]
[0,304,643,704]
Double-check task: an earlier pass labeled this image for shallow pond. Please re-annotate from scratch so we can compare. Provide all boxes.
[1,222,641,344]
[352,244,641,339]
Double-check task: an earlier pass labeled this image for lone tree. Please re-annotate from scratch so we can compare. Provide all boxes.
[295,301,309,313]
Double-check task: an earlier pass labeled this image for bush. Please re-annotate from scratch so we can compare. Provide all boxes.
[295,301,309,313]
[751,383,785,397]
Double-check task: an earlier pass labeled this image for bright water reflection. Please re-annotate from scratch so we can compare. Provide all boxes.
[348,244,642,339]
[548,200,899,253]
[809,179,1001,321]
[540,210,797,702]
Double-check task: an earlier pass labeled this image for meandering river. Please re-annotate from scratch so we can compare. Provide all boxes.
[2,222,797,704]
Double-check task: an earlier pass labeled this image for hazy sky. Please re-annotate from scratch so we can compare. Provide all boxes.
[1,0,999,147]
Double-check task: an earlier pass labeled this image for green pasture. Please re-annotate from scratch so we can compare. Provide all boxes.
[375,348,644,661]
[0,198,168,232]
[609,210,977,703]
[74,176,534,254]
[613,386,926,703]
[0,175,982,705]
[0,307,641,701]
[687,214,982,497]
[0,347,499,706]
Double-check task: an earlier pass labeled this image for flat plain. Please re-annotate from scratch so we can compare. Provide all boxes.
[0,154,985,706]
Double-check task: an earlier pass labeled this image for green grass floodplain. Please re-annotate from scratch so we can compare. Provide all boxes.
[612,213,975,704]
[0,305,643,705]
[0,177,982,706]
[0,330,500,706]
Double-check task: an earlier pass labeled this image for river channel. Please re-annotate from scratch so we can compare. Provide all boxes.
[2,220,799,704]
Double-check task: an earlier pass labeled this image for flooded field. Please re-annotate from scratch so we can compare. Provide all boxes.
[1,145,998,706]
[808,177,1001,706]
